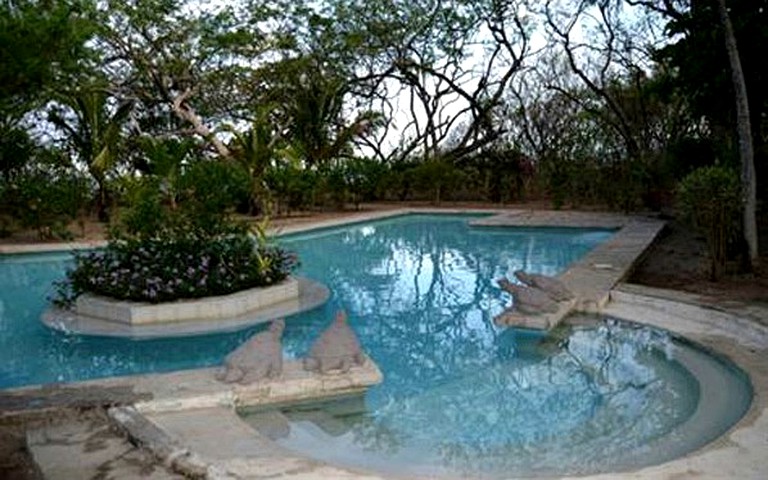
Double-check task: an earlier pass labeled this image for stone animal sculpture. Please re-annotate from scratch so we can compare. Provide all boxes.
[514,270,574,302]
[215,319,284,384]
[497,278,559,314]
[304,310,366,374]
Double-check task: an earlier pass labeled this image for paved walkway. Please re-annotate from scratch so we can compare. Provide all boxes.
[27,415,183,480]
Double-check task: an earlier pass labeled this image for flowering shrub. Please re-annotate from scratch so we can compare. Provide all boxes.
[53,228,298,306]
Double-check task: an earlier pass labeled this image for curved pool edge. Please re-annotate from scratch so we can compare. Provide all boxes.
[589,285,768,480]
[1,209,762,478]
[144,288,768,480]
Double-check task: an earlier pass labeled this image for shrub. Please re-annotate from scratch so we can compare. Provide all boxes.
[54,223,298,306]
[177,160,250,218]
[1,165,89,239]
[265,162,317,214]
[677,165,741,280]
[408,159,465,204]
[54,159,299,307]
[317,163,348,209]
[344,157,386,209]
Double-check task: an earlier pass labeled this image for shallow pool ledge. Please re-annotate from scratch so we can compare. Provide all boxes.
[127,356,383,414]
[107,291,768,480]
[105,358,384,478]
[597,285,768,480]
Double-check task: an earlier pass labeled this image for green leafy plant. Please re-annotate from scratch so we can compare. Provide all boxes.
[265,162,317,214]
[677,165,742,280]
[54,158,297,307]
[54,224,298,305]
[408,159,465,205]
[344,157,386,210]
[1,165,89,239]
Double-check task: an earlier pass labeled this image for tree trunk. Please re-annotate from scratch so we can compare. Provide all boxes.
[717,0,759,267]
[171,89,231,158]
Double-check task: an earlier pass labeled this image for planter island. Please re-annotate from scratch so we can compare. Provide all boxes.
[42,277,330,338]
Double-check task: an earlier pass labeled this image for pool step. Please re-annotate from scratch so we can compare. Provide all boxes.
[111,405,383,479]
[27,414,184,480]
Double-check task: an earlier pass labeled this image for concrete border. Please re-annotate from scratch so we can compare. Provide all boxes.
[74,278,299,325]
[42,277,330,338]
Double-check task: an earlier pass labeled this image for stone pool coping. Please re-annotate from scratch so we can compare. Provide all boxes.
[4,208,767,479]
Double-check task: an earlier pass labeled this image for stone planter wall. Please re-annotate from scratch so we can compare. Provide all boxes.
[74,278,300,325]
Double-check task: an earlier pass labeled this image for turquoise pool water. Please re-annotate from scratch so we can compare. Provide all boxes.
[0,214,611,388]
[0,214,752,477]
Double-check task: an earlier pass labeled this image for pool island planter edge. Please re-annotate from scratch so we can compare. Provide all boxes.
[74,277,300,325]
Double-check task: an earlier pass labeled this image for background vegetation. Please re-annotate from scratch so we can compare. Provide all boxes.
[1,0,763,273]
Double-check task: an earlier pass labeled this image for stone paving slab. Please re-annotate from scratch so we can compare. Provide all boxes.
[4,357,383,419]
[111,405,385,480]
[132,358,383,414]
[27,416,184,480]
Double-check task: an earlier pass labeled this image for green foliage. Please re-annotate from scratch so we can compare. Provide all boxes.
[657,0,768,139]
[115,159,250,239]
[0,0,95,118]
[344,158,387,209]
[408,159,466,205]
[265,162,317,214]
[0,160,89,239]
[317,163,348,209]
[115,177,167,238]
[47,88,134,220]
[56,157,298,306]
[54,227,298,305]
[225,115,281,214]
[0,125,35,179]
[677,165,742,280]
[177,160,251,230]
[463,148,532,204]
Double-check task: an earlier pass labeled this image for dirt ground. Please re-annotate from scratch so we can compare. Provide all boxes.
[1,201,767,479]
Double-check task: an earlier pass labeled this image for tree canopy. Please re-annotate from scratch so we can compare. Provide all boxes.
[0,0,763,267]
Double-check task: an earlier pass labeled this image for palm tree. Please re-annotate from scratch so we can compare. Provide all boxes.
[48,88,133,221]
[226,109,280,215]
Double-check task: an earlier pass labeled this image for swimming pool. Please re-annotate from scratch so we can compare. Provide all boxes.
[0,214,611,388]
[0,214,752,477]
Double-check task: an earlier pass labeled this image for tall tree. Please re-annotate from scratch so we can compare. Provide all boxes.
[0,0,94,121]
[638,0,763,267]
[94,0,282,158]
[716,0,757,266]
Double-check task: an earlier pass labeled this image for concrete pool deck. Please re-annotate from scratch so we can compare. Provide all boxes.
[2,208,767,479]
